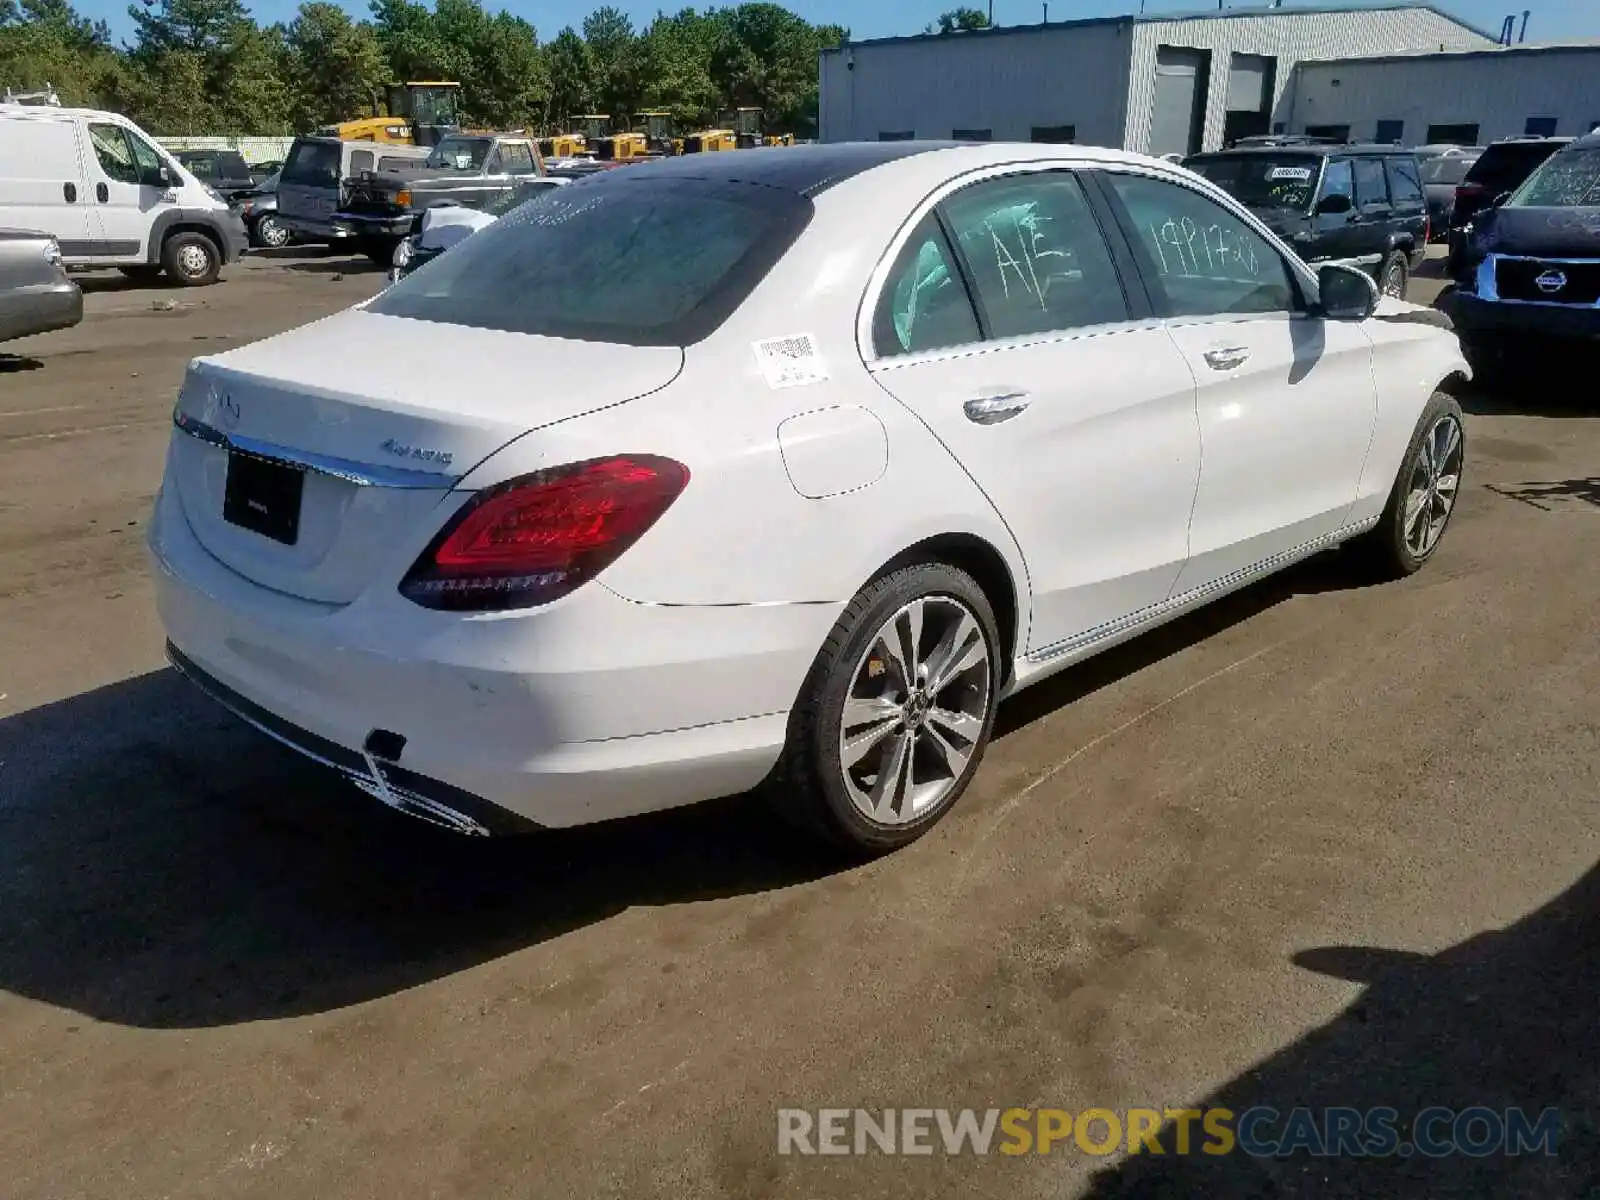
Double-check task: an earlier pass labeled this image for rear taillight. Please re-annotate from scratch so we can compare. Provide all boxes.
[400,454,689,611]
[1454,182,1486,203]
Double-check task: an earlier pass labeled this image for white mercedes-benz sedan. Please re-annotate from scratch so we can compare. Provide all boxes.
[149,142,1470,852]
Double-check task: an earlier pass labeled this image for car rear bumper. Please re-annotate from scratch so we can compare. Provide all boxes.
[0,279,82,344]
[1450,293,1600,342]
[146,476,835,831]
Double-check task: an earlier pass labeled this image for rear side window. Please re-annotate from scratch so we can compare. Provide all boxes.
[283,140,340,187]
[499,142,536,174]
[369,178,812,346]
[1353,158,1389,206]
[1465,142,1561,192]
[378,155,417,172]
[219,152,250,178]
[941,171,1128,338]
[1386,157,1424,205]
[349,150,375,174]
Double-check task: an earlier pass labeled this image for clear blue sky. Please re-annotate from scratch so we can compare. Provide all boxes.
[81,0,1598,49]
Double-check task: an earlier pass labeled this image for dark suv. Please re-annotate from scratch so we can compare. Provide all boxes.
[1445,135,1571,273]
[1448,130,1600,376]
[1184,143,1428,297]
[175,149,258,201]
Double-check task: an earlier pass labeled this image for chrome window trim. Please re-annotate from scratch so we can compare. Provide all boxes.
[171,410,462,489]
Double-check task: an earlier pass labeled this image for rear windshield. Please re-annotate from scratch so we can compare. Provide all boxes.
[1509,146,1600,208]
[426,137,491,171]
[218,152,250,177]
[368,177,812,345]
[1419,156,1475,185]
[1464,142,1564,191]
[1184,154,1321,211]
[282,140,340,188]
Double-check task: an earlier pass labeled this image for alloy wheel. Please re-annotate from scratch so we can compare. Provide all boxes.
[1383,261,1406,298]
[257,216,289,248]
[1403,413,1463,557]
[838,595,992,825]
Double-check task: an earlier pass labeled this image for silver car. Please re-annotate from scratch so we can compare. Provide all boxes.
[0,229,81,345]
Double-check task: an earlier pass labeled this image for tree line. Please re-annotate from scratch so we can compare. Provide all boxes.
[0,0,849,137]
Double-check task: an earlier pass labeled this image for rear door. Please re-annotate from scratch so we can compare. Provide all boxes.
[1098,168,1377,593]
[1350,156,1393,275]
[865,168,1203,655]
[0,116,95,255]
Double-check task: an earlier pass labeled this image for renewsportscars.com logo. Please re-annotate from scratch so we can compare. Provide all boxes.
[776,1106,1561,1158]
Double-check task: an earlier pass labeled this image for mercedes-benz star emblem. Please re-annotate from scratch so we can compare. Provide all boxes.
[1535,269,1568,294]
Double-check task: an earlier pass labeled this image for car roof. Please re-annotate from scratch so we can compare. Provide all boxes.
[599,140,1178,197]
[1194,144,1416,158]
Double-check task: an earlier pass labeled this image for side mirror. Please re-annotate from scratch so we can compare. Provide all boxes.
[156,165,172,186]
[1316,263,1379,319]
[1314,192,1353,215]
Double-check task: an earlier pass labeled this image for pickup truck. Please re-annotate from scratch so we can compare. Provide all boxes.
[331,133,548,262]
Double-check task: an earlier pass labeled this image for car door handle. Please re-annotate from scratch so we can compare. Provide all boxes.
[96,182,108,202]
[63,182,77,202]
[963,392,1030,424]
[1202,347,1250,371]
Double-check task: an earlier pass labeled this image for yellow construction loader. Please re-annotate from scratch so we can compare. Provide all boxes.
[318,82,463,147]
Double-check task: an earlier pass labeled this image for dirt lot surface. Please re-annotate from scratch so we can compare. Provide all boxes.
[1,249,1596,1199]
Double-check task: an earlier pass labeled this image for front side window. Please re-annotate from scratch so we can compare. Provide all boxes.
[1509,146,1600,208]
[427,137,488,171]
[218,152,250,179]
[1107,171,1298,318]
[1185,154,1321,212]
[1353,158,1389,207]
[87,123,138,185]
[872,213,980,358]
[369,177,812,345]
[283,140,341,187]
[941,171,1128,339]
[124,131,167,186]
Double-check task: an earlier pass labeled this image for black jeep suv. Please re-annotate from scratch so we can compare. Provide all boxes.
[1448,130,1600,376]
[1185,143,1428,297]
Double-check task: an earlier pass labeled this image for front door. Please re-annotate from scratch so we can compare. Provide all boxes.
[865,169,1202,655]
[83,122,168,260]
[1098,169,1378,595]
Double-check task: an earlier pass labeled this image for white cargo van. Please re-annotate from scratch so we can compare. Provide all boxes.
[0,104,247,285]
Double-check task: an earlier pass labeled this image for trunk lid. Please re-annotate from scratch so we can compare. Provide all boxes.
[169,309,684,604]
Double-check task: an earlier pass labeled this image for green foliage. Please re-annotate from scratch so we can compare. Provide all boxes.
[1,0,846,138]
[927,7,989,34]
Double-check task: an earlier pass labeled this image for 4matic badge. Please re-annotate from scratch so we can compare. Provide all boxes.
[380,438,454,468]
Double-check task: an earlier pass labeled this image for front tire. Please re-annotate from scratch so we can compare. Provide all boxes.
[1354,390,1465,579]
[160,231,221,286]
[1379,250,1409,299]
[768,563,1001,855]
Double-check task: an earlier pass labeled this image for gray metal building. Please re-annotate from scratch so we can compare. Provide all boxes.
[818,2,1497,154]
[1287,43,1600,145]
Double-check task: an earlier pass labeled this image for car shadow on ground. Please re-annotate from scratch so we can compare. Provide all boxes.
[1080,857,1600,1198]
[287,256,385,276]
[1485,477,1600,512]
[0,353,42,372]
[0,548,1382,1031]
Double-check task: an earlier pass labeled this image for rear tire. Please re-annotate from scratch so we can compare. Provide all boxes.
[766,562,1001,856]
[160,231,221,286]
[1379,250,1409,299]
[1352,390,1465,580]
[252,214,290,249]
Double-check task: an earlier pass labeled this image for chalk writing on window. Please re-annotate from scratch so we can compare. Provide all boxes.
[1143,215,1260,279]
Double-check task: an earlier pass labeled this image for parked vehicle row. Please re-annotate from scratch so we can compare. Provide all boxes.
[150,142,1469,853]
